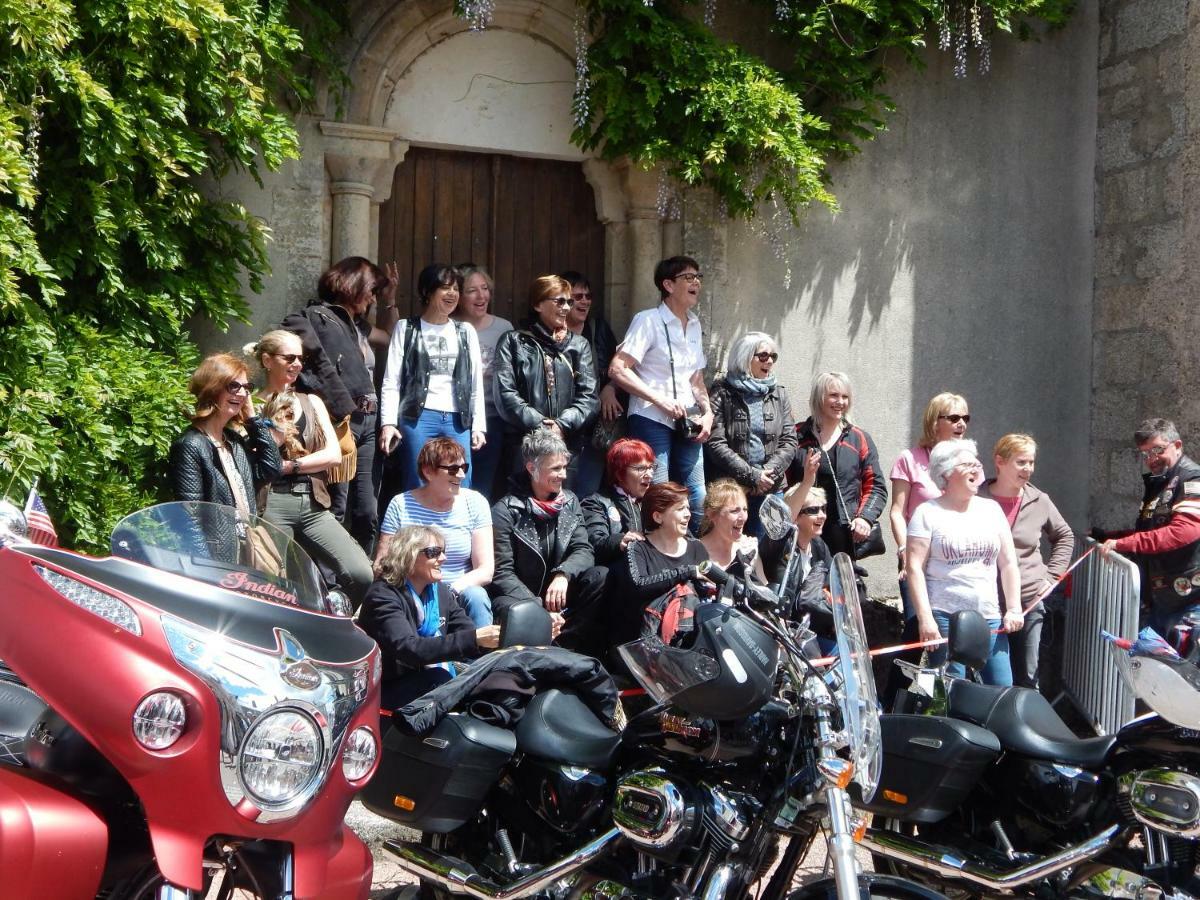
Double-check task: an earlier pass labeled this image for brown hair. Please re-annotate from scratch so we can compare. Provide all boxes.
[699,479,747,537]
[416,436,467,482]
[920,392,969,449]
[318,256,387,308]
[642,482,690,531]
[258,392,305,460]
[528,275,572,313]
[187,354,251,425]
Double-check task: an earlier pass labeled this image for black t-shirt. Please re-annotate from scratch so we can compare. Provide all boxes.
[608,537,709,649]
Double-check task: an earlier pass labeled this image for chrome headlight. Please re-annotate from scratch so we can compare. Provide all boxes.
[0,500,28,547]
[240,709,324,807]
[341,726,377,782]
[133,691,187,750]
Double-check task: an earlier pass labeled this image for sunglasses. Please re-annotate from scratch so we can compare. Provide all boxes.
[572,291,593,300]
[938,414,971,424]
[419,546,446,560]
[550,296,572,306]
[1135,445,1172,461]
[799,506,825,516]
[225,381,253,395]
[754,351,779,363]
[436,462,470,476]
[273,353,303,364]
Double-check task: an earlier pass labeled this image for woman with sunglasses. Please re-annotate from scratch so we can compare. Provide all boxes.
[493,275,598,487]
[247,330,373,605]
[705,331,796,534]
[376,437,495,626]
[759,484,837,646]
[359,524,501,710]
[170,352,282,517]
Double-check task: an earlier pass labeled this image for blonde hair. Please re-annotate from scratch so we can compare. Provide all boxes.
[809,372,853,424]
[699,478,747,537]
[920,392,968,449]
[993,433,1037,462]
[378,525,444,587]
[187,354,251,425]
[243,329,301,372]
[803,486,827,508]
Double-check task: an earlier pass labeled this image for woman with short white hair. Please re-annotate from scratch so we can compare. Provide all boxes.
[705,331,797,534]
[906,438,1023,685]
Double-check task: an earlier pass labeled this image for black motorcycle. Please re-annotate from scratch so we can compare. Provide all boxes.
[362,495,944,900]
[860,610,1200,899]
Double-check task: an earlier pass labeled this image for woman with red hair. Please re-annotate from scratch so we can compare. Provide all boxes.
[581,438,656,566]
[608,481,711,652]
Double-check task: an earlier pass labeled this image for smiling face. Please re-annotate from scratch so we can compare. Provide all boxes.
[710,497,748,543]
[536,293,570,332]
[795,502,827,546]
[935,401,970,442]
[263,333,304,388]
[412,541,445,585]
[821,381,851,422]
[1137,435,1183,477]
[663,267,702,310]
[568,283,592,327]
[995,450,1036,491]
[427,281,460,319]
[461,273,492,320]
[529,453,569,499]
[219,373,252,422]
[655,500,692,540]
[421,454,467,498]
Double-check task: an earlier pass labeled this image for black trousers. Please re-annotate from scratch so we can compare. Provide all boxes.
[492,566,609,657]
[329,409,378,554]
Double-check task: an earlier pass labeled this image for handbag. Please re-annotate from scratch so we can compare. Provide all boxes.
[243,523,285,577]
[327,415,358,484]
[661,322,703,439]
[820,441,886,560]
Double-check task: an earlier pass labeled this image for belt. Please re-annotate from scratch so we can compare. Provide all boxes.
[272,479,312,494]
[354,396,377,414]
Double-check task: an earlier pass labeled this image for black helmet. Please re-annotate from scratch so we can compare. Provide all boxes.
[672,603,779,720]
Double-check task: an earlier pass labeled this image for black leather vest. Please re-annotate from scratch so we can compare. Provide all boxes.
[1137,454,1200,611]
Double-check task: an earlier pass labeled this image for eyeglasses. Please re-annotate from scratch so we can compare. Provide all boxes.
[954,459,983,471]
[799,506,825,516]
[672,272,703,283]
[551,296,572,306]
[272,353,303,364]
[572,291,593,300]
[938,414,971,425]
[1135,445,1172,461]
[436,462,470,476]
[419,546,446,560]
[628,463,655,474]
[225,381,253,395]
[753,351,779,363]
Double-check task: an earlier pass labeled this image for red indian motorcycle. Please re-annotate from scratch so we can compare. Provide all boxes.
[0,500,381,899]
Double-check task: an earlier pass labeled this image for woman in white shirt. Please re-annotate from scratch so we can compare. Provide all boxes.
[906,438,1023,686]
[378,264,487,493]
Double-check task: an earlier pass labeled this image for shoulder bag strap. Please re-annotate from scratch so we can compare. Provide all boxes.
[819,431,854,525]
[661,320,679,401]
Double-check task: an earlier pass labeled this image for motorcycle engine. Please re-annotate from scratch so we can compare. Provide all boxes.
[613,771,755,863]
[1119,769,1200,837]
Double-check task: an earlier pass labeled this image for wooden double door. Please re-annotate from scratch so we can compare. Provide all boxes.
[378,146,606,323]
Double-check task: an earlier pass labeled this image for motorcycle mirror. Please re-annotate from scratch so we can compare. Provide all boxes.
[759,494,794,542]
[0,499,29,548]
[325,589,353,618]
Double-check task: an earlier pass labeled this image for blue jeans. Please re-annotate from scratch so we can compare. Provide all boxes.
[929,610,1012,686]
[399,409,471,491]
[456,584,493,627]
[574,442,607,498]
[470,415,506,502]
[626,415,705,535]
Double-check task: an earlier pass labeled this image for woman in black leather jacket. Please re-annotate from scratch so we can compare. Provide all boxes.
[169,353,282,516]
[493,276,598,485]
[581,438,654,566]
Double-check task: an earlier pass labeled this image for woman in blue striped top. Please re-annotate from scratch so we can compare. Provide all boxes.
[376,436,494,625]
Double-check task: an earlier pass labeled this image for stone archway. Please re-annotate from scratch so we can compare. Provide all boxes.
[318,0,676,327]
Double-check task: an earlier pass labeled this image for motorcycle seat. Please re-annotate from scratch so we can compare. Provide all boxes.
[947,680,1115,767]
[0,680,46,766]
[515,689,621,770]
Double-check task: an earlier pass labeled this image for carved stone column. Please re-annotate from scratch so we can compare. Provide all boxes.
[619,161,665,320]
[321,122,408,262]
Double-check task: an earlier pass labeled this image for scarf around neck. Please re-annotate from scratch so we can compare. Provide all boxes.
[407,581,443,638]
[725,374,774,465]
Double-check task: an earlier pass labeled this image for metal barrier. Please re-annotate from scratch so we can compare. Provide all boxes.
[1056,538,1140,735]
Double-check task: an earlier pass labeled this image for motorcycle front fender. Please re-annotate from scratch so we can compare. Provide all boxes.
[786,873,949,900]
[0,766,108,899]
[293,823,373,900]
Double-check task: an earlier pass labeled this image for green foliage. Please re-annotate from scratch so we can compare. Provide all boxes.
[0,0,343,551]
[574,0,1075,219]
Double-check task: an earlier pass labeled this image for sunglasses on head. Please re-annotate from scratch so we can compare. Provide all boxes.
[419,546,446,560]
[938,414,971,424]
[436,462,470,476]
[273,353,303,364]
[754,351,779,363]
[225,381,253,395]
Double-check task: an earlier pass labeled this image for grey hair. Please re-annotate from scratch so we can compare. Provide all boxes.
[809,371,853,422]
[928,438,979,489]
[1134,418,1180,446]
[727,332,778,379]
[522,427,570,467]
[458,264,494,292]
[378,524,444,587]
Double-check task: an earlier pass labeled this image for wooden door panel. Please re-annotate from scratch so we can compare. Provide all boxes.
[379,146,605,324]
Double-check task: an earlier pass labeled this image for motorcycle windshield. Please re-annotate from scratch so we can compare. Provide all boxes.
[110,501,326,612]
[1107,629,1200,730]
[618,635,722,705]
[829,552,883,802]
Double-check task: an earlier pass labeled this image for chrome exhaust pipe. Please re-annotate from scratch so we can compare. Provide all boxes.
[383,827,623,899]
[861,823,1122,889]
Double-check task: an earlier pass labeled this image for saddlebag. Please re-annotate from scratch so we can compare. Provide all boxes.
[855,714,1000,824]
[362,713,516,833]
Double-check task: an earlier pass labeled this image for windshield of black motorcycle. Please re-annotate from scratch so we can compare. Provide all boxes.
[110,501,325,612]
[618,636,721,705]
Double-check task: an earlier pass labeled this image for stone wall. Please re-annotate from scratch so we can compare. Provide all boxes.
[1092,0,1200,529]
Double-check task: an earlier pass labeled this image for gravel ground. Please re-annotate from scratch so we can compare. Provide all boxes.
[347,800,875,899]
